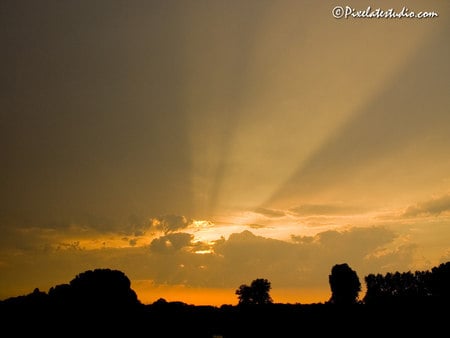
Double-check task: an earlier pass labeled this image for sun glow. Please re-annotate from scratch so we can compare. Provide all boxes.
[194,249,213,255]
[131,280,331,306]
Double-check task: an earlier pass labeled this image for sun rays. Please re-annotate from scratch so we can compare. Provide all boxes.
[183,2,440,222]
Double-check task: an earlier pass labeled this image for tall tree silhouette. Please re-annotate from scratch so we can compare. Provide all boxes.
[235,278,273,305]
[328,263,361,305]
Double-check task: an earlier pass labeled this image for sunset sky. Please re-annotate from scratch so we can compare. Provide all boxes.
[1,0,449,306]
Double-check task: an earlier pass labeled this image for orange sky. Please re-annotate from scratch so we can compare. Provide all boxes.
[132,282,330,306]
[1,0,449,305]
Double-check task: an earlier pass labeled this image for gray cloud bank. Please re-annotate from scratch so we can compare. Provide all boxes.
[402,194,450,218]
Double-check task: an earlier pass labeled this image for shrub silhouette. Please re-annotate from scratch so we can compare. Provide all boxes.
[328,263,361,305]
[235,278,273,305]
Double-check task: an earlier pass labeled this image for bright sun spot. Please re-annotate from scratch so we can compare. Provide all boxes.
[195,250,213,255]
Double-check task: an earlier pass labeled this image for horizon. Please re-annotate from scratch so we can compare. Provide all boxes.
[1,0,449,306]
[6,259,450,307]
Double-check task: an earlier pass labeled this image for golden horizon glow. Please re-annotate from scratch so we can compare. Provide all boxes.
[131,281,331,306]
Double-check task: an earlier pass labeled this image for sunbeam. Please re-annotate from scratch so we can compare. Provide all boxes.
[182,1,441,220]
[264,18,450,210]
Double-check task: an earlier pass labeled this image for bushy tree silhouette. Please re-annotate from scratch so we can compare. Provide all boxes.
[47,268,142,316]
[328,263,361,305]
[68,268,140,309]
[235,278,273,305]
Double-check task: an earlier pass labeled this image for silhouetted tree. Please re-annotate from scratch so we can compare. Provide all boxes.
[235,278,273,305]
[328,263,361,305]
[68,268,141,312]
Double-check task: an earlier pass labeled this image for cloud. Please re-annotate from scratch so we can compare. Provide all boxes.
[246,223,270,229]
[127,214,151,237]
[151,215,193,234]
[289,204,365,216]
[0,225,421,301]
[253,208,286,218]
[311,227,397,256]
[402,194,450,218]
[208,227,412,291]
[364,243,419,273]
[150,233,195,253]
[138,226,415,291]
[0,225,71,253]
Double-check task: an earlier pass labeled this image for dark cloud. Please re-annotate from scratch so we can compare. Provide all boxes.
[149,232,194,254]
[0,225,54,253]
[151,215,193,235]
[246,223,270,229]
[72,213,118,233]
[127,214,150,237]
[313,227,397,259]
[0,209,150,238]
[0,1,195,233]
[55,241,82,251]
[402,194,450,218]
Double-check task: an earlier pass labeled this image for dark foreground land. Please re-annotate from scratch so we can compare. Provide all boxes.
[0,298,446,337]
[1,264,449,337]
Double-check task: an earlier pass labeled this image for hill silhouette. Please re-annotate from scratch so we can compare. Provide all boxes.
[0,264,448,337]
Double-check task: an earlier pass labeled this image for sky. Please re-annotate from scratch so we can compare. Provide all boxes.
[1,0,449,306]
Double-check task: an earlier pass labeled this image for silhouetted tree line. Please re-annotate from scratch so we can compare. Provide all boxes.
[1,263,448,337]
[364,261,450,305]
